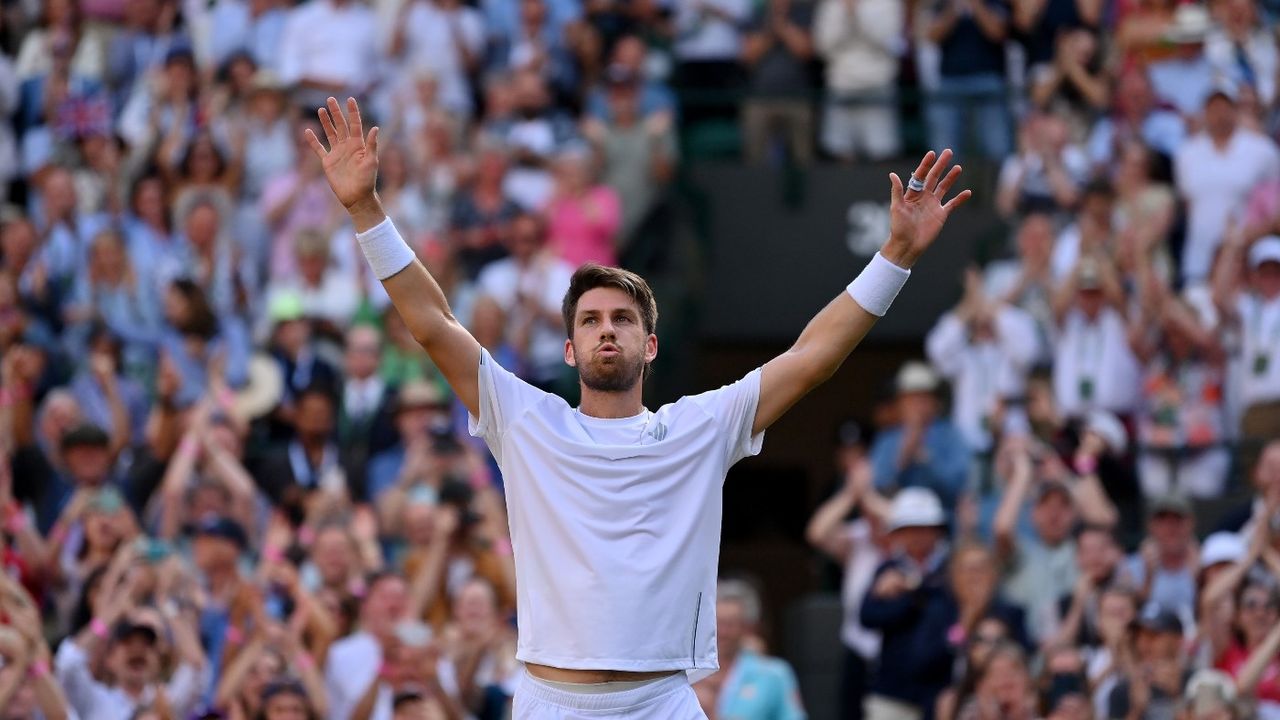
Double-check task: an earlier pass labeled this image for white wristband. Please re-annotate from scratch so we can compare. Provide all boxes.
[355,217,416,280]
[847,252,911,317]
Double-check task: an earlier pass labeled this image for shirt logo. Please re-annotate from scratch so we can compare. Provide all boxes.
[647,422,668,441]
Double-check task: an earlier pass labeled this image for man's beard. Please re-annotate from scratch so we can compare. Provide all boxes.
[575,346,644,393]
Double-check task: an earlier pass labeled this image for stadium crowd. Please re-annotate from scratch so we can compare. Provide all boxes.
[0,0,1279,719]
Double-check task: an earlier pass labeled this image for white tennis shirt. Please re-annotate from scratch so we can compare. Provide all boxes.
[467,350,765,679]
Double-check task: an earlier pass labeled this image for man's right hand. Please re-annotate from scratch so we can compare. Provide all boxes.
[305,97,384,231]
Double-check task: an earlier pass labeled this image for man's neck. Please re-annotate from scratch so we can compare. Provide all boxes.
[578,387,645,419]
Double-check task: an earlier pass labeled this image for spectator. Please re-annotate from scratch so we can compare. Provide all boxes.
[105,0,186,105]
[1123,494,1198,620]
[955,641,1039,720]
[925,268,1040,453]
[923,0,1012,161]
[449,141,520,284]
[739,0,816,166]
[812,0,905,162]
[444,577,520,717]
[695,578,808,720]
[1139,6,1218,119]
[1212,236,1280,461]
[366,380,453,503]
[806,442,889,720]
[994,111,1088,220]
[545,145,622,268]
[473,212,574,391]
[1051,257,1143,420]
[584,35,678,125]
[14,0,106,83]
[1027,28,1109,141]
[1085,67,1186,173]
[869,362,972,510]
[207,0,289,73]
[498,70,578,211]
[673,0,751,125]
[861,487,951,720]
[582,64,679,256]
[1107,605,1191,720]
[1175,87,1280,285]
[276,0,380,107]
[388,0,485,120]
[934,616,1023,720]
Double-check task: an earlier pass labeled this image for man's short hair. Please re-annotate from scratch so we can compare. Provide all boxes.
[561,263,659,377]
[717,578,762,626]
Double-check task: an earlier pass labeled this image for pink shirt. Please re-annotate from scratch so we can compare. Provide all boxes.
[260,171,342,282]
[547,186,622,268]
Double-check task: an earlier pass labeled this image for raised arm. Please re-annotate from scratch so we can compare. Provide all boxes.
[754,150,971,435]
[306,97,482,417]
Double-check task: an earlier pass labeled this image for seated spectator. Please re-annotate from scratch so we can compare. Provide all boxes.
[955,641,1039,720]
[584,35,678,125]
[261,120,348,286]
[926,268,1040,453]
[473,212,574,391]
[813,0,904,162]
[934,615,1023,720]
[498,70,579,211]
[1027,28,1109,141]
[116,45,201,159]
[739,0,817,166]
[1112,141,1176,264]
[806,438,889,720]
[861,487,952,720]
[64,231,165,372]
[337,325,399,498]
[489,0,583,108]
[1123,494,1198,621]
[105,0,187,106]
[1086,68,1185,174]
[987,213,1058,360]
[276,0,379,107]
[1205,0,1277,112]
[1176,87,1280,285]
[1051,525,1128,650]
[448,141,520,284]
[1107,605,1192,720]
[14,0,105,84]
[207,0,289,73]
[1140,6,1218,118]
[264,229,360,333]
[367,380,454,504]
[923,0,1012,161]
[443,577,520,717]
[251,385,348,518]
[995,111,1088,220]
[695,578,807,720]
[582,64,679,258]
[869,362,972,510]
[545,145,622,268]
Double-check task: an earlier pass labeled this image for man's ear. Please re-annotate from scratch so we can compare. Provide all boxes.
[564,338,577,368]
[644,333,658,364]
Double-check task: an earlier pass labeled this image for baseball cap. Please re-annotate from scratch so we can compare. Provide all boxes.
[192,515,249,549]
[1036,479,1073,504]
[887,487,946,532]
[1200,532,1245,568]
[61,423,111,452]
[1135,604,1184,635]
[895,362,940,395]
[112,619,159,645]
[1249,237,1280,269]
[1148,492,1193,518]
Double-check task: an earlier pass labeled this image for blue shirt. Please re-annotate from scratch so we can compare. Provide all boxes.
[869,420,972,509]
[715,651,807,720]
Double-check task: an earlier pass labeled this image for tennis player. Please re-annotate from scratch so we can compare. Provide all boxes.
[305,97,971,720]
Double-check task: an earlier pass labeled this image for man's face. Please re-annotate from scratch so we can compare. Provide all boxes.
[344,327,381,379]
[1077,287,1105,318]
[896,392,936,426]
[296,394,335,441]
[191,535,238,575]
[1204,96,1238,137]
[109,635,159,688]
[1253,261,1280,299]
[41,170,76,219]
[1077,530,1118,580]
[312,529,354,585]
[566,287,655,394]
[715,600,749,654]
[64,445,111,484]
[0,220,36,263]
[1150,512,1191,550]
[893,525,941,560]
[185,205,219,251]
[363,576,409,639]
[509,215,543,261]
[1032,491,1075,545]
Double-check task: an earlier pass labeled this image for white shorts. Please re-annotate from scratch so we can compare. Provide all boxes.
[514,672,706,719]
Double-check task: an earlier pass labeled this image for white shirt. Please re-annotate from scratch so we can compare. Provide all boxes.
[324,631,461,720]
[467,351,764,678]
[397,1,485,115]
[278,0,380,90]
[925,307,1040,451]
[344,375,386,419]
[55,640,206,720]
[839,520,882,659]
[1205,28,1278,107]
[1237,293,1280,407]
[1175,130,1280,282]
[476,254,574,382]
[1053,307,1143,418]
[674,0,751,61]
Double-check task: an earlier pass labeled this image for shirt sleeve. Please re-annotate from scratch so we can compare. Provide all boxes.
[467,349,552,464]
[686,368,766,471]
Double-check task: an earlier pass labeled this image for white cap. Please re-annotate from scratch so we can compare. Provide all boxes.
[1200,532,1245,567]
[896,361,940,395]
[1184,668,1237,707]
[1086,410,1128,454]
[1249,237,1280,269]
[887,487,946,532]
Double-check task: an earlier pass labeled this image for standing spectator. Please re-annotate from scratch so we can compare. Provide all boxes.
[861,487,951,720]
[582,64,679,257]
[449,142,520,284]
[1123,494,1198,621]
[812,0,904,162]
[337,325,399,500]
[1175,87,1280,285]
[925,268,1040,453]
[674,0,752,127]
[923,0,1012,161]
[276,0,380,107]
[207,0,289,73]
[1205,0,1278,111]
[1212,236,1280,466]
[472,213,574,391]
[1026,28,1109,141]
[994,111,1089,220]
[1085,68,1186,174]
[1051,257,1143,421]
[388,0,486,120]
[806,447,889,720]
[695,579,808,720]
[869,362,972,510]
[987,213,1058,360]
[545,145,622,269]
[584,35,678,124]
[498,70,578,211]
[739,0,816,166]
[105,0,186,105]
[1107,605,1191,720]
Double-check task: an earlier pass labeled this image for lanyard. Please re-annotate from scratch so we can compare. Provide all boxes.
[1248,298,1280,352]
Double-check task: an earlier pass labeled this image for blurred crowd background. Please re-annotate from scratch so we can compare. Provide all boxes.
[1,0,1280,719]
